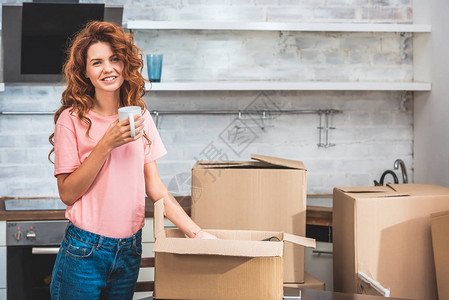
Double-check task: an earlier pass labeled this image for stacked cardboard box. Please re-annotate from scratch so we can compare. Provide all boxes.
[430,210,449,300]
[153,199,316,300]
[333,184,449,299]
[191,154,307,283]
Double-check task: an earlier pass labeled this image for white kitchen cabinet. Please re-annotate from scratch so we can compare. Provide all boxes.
[0,289,6,300]
[0,221,6,291]
[0,247,6,290]
[0,221,5,246]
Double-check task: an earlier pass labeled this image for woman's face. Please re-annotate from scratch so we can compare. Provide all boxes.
[85,41,125,94]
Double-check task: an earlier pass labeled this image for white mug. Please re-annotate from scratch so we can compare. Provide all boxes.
[118,106,143,137]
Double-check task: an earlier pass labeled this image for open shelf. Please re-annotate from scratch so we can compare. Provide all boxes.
[145,81,431,91]
[127,21,431,33]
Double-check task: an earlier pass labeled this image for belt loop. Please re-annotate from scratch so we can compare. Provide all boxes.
[64,222,70,236]
[96,236,103,250]
[132,233,137,249]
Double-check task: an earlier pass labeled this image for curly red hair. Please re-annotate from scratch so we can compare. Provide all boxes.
[48,21,150,163]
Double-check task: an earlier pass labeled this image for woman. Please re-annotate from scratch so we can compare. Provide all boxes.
[48,21,215,299]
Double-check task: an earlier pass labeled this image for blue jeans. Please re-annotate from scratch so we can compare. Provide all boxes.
[50,222,142,299]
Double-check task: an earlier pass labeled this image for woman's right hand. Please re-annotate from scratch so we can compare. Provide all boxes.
[99,114,145,151]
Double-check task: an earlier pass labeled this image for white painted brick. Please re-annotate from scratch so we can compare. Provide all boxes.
[294,36,340,50]
[177,7,264,21]
[340,37,381,51]
[373,53,398,65]
[373,0,394,6]
[394,142,413,155]
[1,149,30,164]
[0,165,46,179]
[381,36,401,52]
[266,7,315,21]
[301,50,325,64]
[7,179,58,197]
[392,111,413,126]
[326,0,368,5]
[254,0,277,5]
[357,66,412,81]
[347,112,371,126]
[314,7,356,20]
[313,66,352,81]
[349,51,370,64]
[361,7,403,21]
[325,51,347,64]
[321,173,351,191]
[306,159,336,172]
[405,7,412,21]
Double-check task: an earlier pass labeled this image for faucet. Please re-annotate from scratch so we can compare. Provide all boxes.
[394,159,408,184]
[374,170,399,186]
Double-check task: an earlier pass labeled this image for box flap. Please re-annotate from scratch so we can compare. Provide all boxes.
[153,198,166,239]
[251,154,306,170]
[283,233,316,249]
[154,237,284,257]
[193,160,273,169]
[193,161,248,169]
[337,186,393,193]
[357,272,390,297]
[431,209,449,220]
[335,186,409,198]
[389,184,449,196]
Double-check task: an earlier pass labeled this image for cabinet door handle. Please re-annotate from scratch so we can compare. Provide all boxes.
[312,249,333,255]
[32,247,60,255]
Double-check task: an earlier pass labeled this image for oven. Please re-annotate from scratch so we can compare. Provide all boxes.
[6,220,68,300]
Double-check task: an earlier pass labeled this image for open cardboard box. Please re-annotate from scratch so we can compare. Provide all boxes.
[431,210,449,300]
[191,154,307,283]
[153,199,316,300]
[333,184,449,300]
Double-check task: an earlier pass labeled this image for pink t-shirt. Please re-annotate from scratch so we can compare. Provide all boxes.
[54,108,167,238]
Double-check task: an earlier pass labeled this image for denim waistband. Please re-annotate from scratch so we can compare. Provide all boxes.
[65,222,142,248]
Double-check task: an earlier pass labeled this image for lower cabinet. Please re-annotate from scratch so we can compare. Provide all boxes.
[0,221,6,300]
[0,289,6,300]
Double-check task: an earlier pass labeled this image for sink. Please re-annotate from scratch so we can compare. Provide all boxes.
[4,198,66,211]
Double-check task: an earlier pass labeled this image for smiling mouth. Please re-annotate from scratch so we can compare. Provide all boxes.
[102,76,118,81]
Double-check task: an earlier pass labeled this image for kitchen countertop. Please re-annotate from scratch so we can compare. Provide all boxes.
[0,196,331,225]
[0,196,176,221]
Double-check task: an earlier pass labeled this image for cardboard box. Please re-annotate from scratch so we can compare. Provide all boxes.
[191,154,307,283]
[283,272,325,290]
[431,210,449,300]
[333,184,449,300]
[153,199,315,300]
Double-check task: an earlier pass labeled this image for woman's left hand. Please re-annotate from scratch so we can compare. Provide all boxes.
[194,230,218,239]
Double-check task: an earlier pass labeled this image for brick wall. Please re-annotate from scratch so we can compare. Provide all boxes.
[0,0,414,198]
